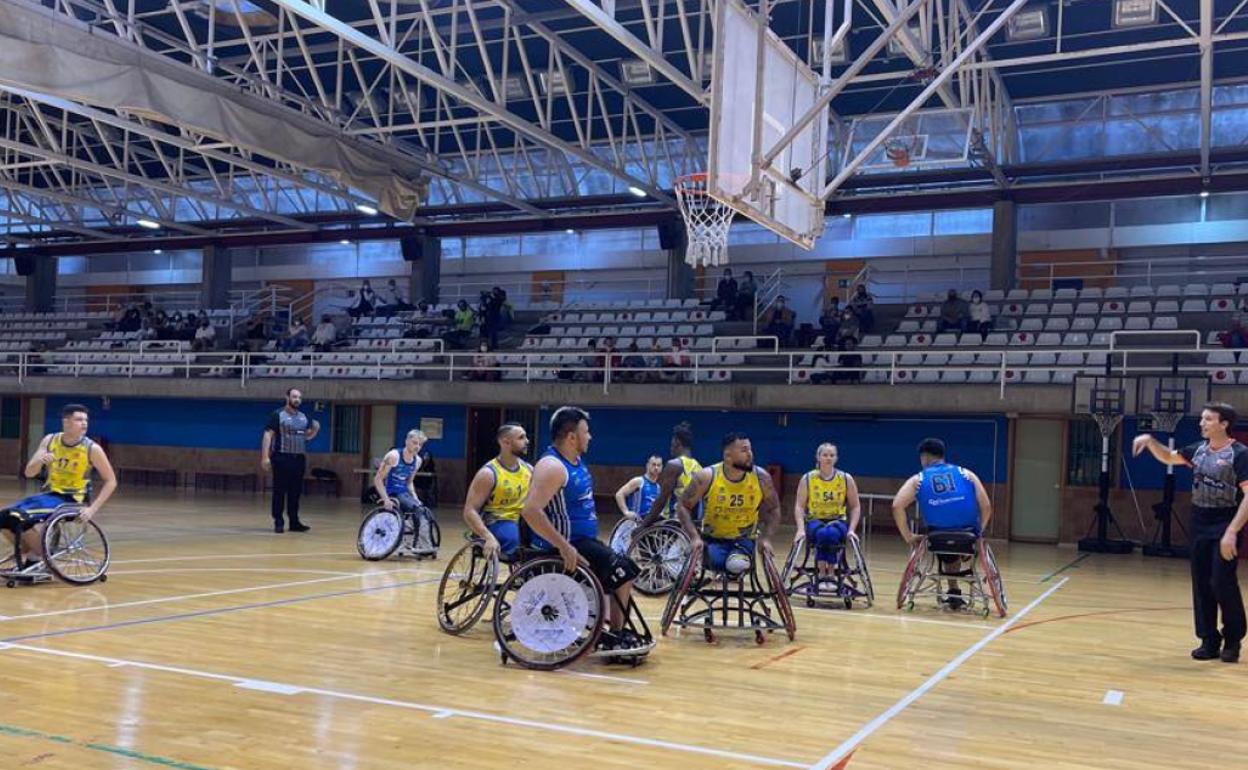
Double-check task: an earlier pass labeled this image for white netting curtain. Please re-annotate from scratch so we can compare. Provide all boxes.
[674,175,734,268]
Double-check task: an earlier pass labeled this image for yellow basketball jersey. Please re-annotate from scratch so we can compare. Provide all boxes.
[702,463,762,539]
[805,470,848,522]
[45,433,93,502]
[668,455,703,516]
[483,458,532,522]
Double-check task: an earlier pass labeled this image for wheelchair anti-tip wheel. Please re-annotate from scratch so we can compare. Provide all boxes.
[41,508,110,586]
[630,523,691,596]
[357,507,403,561]
[492,557,605,671]
[437,541,500,635]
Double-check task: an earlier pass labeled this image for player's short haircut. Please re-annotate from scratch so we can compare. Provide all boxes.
[917,438,946,458]
[550,406,590,442]
[672,422,694,451]
[721,431,749,450]
[1203,402,1238,429]
[406,429,427,443]
[61,403,89,419]
[497,422,525,440]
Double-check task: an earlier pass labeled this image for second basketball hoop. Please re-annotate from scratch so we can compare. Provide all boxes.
[674,173,735,268]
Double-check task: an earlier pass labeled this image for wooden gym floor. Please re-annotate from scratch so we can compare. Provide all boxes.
[0,480,1236,770]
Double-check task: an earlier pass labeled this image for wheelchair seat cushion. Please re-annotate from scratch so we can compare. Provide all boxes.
[926,529,978,555]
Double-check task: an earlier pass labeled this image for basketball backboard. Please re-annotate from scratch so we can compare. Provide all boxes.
[707,0,827,250]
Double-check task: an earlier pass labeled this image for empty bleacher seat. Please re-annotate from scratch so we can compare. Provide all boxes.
[1104,286,1129,299]
[1182,283,1209,297]
[1036,333,1062,347]
[1064,333,1091,347]
[1080,287,1104,300]
[1071,317,1096,332]
[933,333,958,347]
[1010,332,1036,346]
[1127,300,1152,314]
[1097,317,1124,331]
[860,335,883,348]
[1074,302,1099,316]
[1006,289,1029,301]
[1155,284,1182,298]
[1019,318,1044,332]
[1054,288,1078,300]
[1129,286,1155,298]
[1044,318,1070,332]
[1211,297,1236,312]
[1124,317,1150,331]
[1152,316,1179,330]
[1211,283,1236,297]
[983,289,1005,302]
[1180,299,1207,313]
[898,320,921,334]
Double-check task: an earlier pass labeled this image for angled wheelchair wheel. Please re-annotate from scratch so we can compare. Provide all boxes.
[492,557,605,671]
[422,509,442,550]
[978,540,1008,617]
[761,547,797,641]
[437,541,499,634]
[41,508,110,586]
[608,518,638,556]
[847,533,874,606]
[896,539,927,611]
[780,538,804,592]
[357,507,403,561]
[630,523,690,596]
[661,546,702,636]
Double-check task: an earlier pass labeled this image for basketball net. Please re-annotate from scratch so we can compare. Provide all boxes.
[1147,411,1184,435]
[1091,412,1124,439]
[674,173,734,268]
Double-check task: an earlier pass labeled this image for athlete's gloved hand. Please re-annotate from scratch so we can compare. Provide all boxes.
[557,540,579,573]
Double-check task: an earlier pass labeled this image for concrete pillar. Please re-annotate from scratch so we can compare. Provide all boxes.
[660,221,693,299]
[402,234,441,305]
[200,243,232,309]
[21,255,56,313]
[990,200,1017,291]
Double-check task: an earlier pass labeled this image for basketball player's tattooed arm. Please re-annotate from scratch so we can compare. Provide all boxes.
[756,468,780,556]
[462,465,500,556]
[639,459,683,528]
[677,468,710,551]
[891,475,921,545]
[23,434,53,478]
[519,457,580,573]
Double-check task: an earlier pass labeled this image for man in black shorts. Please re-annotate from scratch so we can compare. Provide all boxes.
[1134,402,1248,663]
[520,406,645,654]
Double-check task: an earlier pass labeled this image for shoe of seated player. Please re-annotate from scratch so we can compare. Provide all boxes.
[944,586,966,611]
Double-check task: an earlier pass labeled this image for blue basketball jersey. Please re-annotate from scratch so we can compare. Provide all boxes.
[384,449,420,496]
[916,462,980,530]
[531,446,598,549]
[631,476,661,516]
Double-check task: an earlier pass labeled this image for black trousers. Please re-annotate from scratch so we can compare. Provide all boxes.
[271,453,307,527]
[1190,530,1247,648]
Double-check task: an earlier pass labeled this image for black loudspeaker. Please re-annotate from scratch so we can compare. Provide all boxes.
[14,254,35,276]
[401,235,433,262]
[657,220,686,251]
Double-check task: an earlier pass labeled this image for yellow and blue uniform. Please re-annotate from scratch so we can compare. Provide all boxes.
[5,433,93,527]
[701,463,763,572]
[668,456,703,520]
[803,470,850,564]
[481,458,531,558]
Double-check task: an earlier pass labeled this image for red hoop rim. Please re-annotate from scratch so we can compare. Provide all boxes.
[674,172,712,195]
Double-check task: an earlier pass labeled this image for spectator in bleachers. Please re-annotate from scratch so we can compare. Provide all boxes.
[968,290,993,338]
[118,306,142,333]
[819,296,842,343]
[244,314,269,349]
[661,339,690,383]
[761,295,796,346]
[377,278,413,316]
[621,342,648,383]
[835,337,864,384]
[936,289,970,334]
[137,318,157,342]
[578,339,601,383]
[280,317,309,352]
[736,270,758,321]
[443,299,476,348]
[648,341,665,380]
[468,341,500,381]
[479,289,505,349]
[1222,297,1248,348]
[151,310,170,340]
[713,268,737,315]
[849,284,875,333]
[347,280,377,319]
[192,317,217,352]
[836,308,861,348]
[311,314,337,352]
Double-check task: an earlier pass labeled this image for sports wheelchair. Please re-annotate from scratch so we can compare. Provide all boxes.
[661,540,796,645]
[607,518,691,595]
[781,530,873,609]
[436,536,656,670]
[356,504,440,561]
[896,530,1007,618]
[0,505,110,588]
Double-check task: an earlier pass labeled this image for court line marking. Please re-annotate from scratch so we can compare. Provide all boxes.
[1040,553,1091,583]
[0,642,806,768]
[0,720,220,770]
[110,568,357,577]
[0,577,440,644]
[807,577,1069,770]
[110,551,359,564]
[1103,690,1124,706]
[557,669,649,685]
[0,568,431,624]
[751,646,806,670]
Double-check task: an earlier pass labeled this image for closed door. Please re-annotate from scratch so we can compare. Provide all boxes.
[1010,419,1063,541]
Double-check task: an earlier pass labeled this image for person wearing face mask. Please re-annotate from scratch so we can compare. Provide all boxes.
[470,341,499,381]
[968,290,992,338]
[936,289,970,334]
[761,295,796,346]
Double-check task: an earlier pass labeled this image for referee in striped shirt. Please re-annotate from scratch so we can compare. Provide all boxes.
[261,388,320,533]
